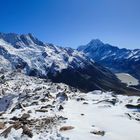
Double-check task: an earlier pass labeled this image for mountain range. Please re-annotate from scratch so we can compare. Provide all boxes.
[0,33,139,95]
[78,39,140,82]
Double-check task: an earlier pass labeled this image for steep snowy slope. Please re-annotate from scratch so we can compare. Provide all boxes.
[0,34,94,75]
[0,33,131,93]
[77,39,140,81]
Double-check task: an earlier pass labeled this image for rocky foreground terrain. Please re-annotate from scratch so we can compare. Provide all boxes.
[0,71,140,140]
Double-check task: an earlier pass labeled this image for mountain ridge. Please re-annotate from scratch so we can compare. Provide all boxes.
[77,39,140,81]
[0,32,137,94]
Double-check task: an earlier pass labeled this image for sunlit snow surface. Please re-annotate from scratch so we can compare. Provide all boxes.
[60,92,140,140]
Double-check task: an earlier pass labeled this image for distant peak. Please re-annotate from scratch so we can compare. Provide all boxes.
[88,39,104,46]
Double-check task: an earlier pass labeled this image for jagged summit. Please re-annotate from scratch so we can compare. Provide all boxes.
[0,32,45,48]
[78,39,120,52]
[88,39,104,46]
[78,39,106,52]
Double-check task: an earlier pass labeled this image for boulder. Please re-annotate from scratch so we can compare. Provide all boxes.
[56,92,68,102]
[59,126,74,131]
[0,122,5,129]
[90,130,105,136]
[125,104,140,110]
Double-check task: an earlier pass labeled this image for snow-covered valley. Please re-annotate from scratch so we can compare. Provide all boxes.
[0,72,140,140]
[116,73,139,86]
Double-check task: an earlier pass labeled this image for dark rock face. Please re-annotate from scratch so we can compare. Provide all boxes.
[77,39,140,81]
[48,64,131,94]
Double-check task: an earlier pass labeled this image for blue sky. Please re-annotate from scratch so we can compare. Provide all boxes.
[0,0,140,49]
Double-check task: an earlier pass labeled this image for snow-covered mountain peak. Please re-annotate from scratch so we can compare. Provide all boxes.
[0,32,45,48]
[78,39,107,52]
[77,39,140,80]
[88,39,104,46]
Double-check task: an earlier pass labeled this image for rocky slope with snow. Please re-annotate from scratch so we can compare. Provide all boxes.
[77,39,140,81]
[0,72,140,140]
[0,33,131,93]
